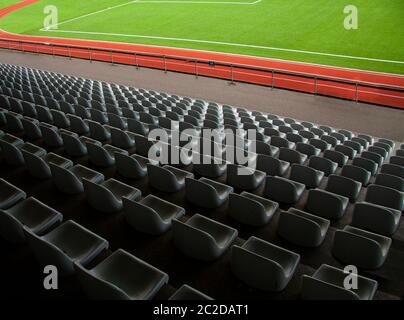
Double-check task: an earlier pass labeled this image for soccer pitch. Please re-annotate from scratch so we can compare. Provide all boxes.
[1,0,404,74]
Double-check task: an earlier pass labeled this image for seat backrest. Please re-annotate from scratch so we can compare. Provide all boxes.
[366,184,403,211]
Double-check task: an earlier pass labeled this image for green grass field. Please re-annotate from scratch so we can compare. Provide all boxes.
[1,0,404,74]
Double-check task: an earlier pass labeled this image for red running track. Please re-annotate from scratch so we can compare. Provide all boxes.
[1,0,404,108]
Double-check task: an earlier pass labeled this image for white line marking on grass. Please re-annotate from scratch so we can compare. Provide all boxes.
[39,0,261,31]
[40,0,140,31]
[41,29,404,65]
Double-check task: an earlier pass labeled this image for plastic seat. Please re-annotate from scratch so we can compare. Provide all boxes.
[21,117,42,140]
[321,135,339,148]
[5,112,24,132]
[185,177,233,208]
[61,129,95,155]
[255,140,279,157]
[352,202,401,236]
[50,163,104,194]
[229,192,278,226]
[36,106,53,123]
[0,178,26,210]
[39,123,63,147]
[86,143,128,167]
[296,142,321,158]
[169,284,213,300]
[369,144,389,160]
[341,165,371,186]
[110,127,135,149]
[133,134,161,158]
[148,164,194,193]
[226,164,266,191]
[380,163,404,179]
[83,178,141,213]
[115,153,149,179]
[51,110,70,128]
[23,150,73,179]
[0,197,62,243]
[123,194,185,235]
[264,176,305,204]
[278,208,330,247]
[332,225,391,269]
[279,148,307,165]
[306,189,349,219]
[231,237,300,291]
[365,184,403,211]
[344,140,363,154]
[335,144,357,160]
[352,157,378,176]
[88,121,111,141]
[302,264,378,300]
[271,136,295,149]
[323,150,348,167]
[309,138,331,152]
[75,249,168,300]
[192,154,227,178]
[374,173,404,192]
[256,154,290,177]
[0,136,46,166]
[67,114,89,135]
[308,156,337,176]
[172,214,238,261]
[289,164,324,188]
[325,174,362,202]
[25,220,109,276]
[390,156,404,167]
[108,113,128,130]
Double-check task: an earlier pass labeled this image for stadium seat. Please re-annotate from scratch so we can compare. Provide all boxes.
[226,164,266,191]
[279,148,307,165]
[88,121,111,141]
[325,174,362,202]
[75,249,168,300]
[323,150,348,167]
[301,264,377,300]
[115,153,149,179]
[352,157,378,176]
[0,178,26,210]
[351,202,401,236]
[192,154,227,178]
[256,154,290,177]
[264,176,305,204]
[23,150,73,180]
[380,163,404,179]
[0,197,62,243]
[25,220,109,276]
[21,117,42,140]
[172,214,238,261]
[50,163,104,194]
[231,237,300,291]
[147,164,193,193]
[289,164,324,189]
[332,226,391,269]
[86,143,127,167]
[365,184,403,211]
[306,189,349,219]
[390,156,404,167]
[123,194,185,235]
[83,178,141,213]
[228,192,278,226]
[308,156,337,176]
[278,208,329,247]
[340,165,371,186]
[39,123,63,147]
[374,173,404,192]
[185,177,233,208]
